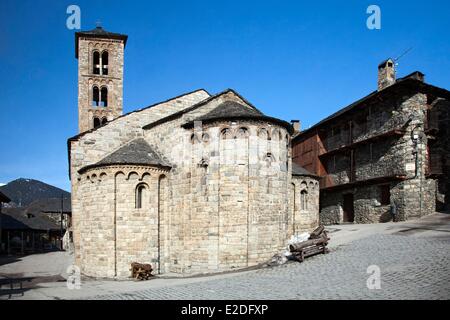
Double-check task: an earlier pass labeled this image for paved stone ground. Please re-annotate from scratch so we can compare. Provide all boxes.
[91,234,450,300]
[0,251,73,278]
[1,213,449,300]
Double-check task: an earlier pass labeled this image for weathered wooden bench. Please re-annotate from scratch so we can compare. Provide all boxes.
[289,226,330,262]
[130,262,153,280]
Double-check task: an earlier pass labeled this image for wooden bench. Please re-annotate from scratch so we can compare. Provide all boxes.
[130,262,153,280]
[289,227,330,262]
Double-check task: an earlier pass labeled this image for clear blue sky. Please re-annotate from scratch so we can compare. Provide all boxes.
[0,0,449,191]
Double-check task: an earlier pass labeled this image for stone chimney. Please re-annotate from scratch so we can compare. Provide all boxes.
[291,120,301,132]
[378,58,396,91]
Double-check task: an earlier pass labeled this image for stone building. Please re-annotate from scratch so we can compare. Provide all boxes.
[292,59,450,224]
[68,27,319,278]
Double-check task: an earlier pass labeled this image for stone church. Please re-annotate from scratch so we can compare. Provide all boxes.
[68,26,320,278]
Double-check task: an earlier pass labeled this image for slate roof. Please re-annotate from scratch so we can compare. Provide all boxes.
[292,163,319,178]
[293,72,450,141]
[75,26,128,58]
[26,198,71,214]
[78,138,171,173]
[142,89,253,131]
[1,207,60,231]
[196,101,263,120]
[182,100,294,134]
[68,89,210,179]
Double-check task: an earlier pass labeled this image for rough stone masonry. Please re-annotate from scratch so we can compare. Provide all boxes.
[291,59,450,225]
[68,26,320,278]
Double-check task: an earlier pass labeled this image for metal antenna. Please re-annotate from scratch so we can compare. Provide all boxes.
[393,47,413,74]
[394,47,413,63]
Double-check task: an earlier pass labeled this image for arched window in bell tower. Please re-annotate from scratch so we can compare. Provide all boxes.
[100,87,108,107]
[92,86,99,106]
[93,51,100,74]
[102,117,108,125]
[101,51,109,75]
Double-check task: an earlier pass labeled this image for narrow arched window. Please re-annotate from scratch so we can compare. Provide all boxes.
[265,152,274,167]
[190,133,199,144]
[93,117,100,128]
[92,86,99,106]
[100,87,108,107]
[237,127,249,138]
[101,51,109,75]
[102,117,108,125]
[221,128,232,139]
[301,190,308,211]
[93,51,100,74]
[136,184,147,209]
[202,133,210,143]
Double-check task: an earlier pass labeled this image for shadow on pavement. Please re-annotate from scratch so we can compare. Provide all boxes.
[0,256,22,267]
[0,249,62,268]
[0,274,66,300]
[0,276,33,300]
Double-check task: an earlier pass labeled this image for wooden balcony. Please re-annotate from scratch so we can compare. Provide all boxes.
[319,173,407,192]
[319,128,406,158]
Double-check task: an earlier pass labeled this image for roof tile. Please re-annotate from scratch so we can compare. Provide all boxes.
[79,138,170,173]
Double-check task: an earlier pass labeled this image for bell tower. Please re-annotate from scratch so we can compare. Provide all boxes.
[75,25,128,133]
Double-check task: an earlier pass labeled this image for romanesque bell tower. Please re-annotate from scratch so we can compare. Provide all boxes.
[75,25,128,133]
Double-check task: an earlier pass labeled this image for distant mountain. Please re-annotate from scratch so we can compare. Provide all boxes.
[0,178,70,207]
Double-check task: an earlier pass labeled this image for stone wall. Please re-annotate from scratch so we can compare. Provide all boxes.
[320,178,437,225]
[323,94,414,186]
[291,177,320,232]
[75,165,169,278]
[143,101,294,273]
[71,89,209,175]
[77,38,125,133]
[76,168,116,277]
[71,91,320,278]
[320,182,400,224]
[70,90,209,271]
[320,92,440,224]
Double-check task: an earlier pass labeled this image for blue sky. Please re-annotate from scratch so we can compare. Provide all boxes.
[0,0,449,191]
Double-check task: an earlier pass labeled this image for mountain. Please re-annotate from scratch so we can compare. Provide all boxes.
[0,178,70,207]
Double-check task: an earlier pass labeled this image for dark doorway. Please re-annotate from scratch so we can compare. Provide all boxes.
[379,185,390,205]
[343,194,354,223]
